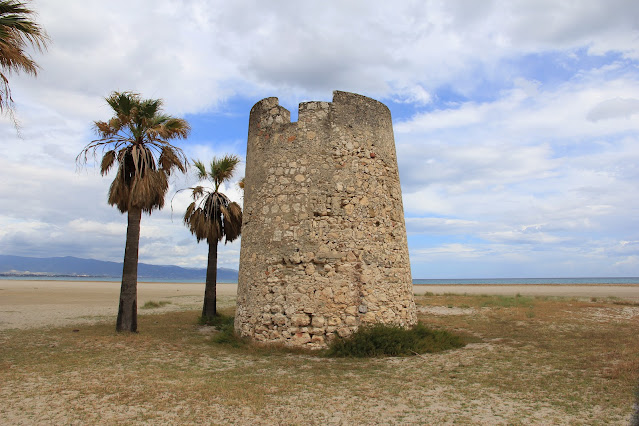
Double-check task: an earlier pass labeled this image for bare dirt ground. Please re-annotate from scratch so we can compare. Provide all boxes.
[1,280,638,424]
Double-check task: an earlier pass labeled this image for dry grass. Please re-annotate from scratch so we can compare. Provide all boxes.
[1,294,637,424]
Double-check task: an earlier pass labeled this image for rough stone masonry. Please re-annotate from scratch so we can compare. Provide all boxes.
[235,91,416,348]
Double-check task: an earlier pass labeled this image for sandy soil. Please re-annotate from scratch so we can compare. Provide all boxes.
[1,279,637,330]
[1,280,637,424]
[0,280,235,330]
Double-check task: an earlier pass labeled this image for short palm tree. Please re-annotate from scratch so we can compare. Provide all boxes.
[0,0,49,125]
[77,91,190,332]
[184,156,242,319]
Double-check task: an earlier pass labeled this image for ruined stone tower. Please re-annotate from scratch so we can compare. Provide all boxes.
[235,91,416,348]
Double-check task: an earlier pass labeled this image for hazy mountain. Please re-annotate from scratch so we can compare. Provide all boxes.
[0,255,238,281]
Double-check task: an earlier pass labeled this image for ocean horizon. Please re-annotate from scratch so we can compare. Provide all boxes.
[2,276,639,285]
[412,277,639,285]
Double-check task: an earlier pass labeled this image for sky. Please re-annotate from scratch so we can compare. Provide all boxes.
[1,0,639,279]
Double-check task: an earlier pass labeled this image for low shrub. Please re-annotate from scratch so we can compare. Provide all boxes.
[141,300,171,309]
[479,294,534,308]
[200,314,245,347]
[631,381,639,426]
[325,322,465,358]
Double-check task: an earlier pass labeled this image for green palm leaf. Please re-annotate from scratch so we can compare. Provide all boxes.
[0,0,49,125]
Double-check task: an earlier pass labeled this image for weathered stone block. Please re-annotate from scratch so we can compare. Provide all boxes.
[337,327,353,338]
[292,332,311,345]
[327,316,341,326]
[272,314,287,326]
[362,312,377,323]
[311,335,325,345]
[291,313,311,327]
[345,316,357,326]
[311,316,325,327]
[345,306,357,316]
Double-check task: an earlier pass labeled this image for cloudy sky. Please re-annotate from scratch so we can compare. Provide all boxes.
[2,0,639,278]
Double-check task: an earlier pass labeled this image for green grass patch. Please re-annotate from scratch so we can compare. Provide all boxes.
[325,322,465,358]
[140,300,171,309]
[199,314,246,347]
[612,300,639,307]
[478,294,534,308]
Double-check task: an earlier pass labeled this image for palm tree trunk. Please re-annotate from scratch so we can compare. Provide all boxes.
[116,206,142,332]
[202,240,218,319]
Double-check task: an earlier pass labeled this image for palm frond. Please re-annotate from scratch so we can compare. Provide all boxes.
[192,159,208,181]
[158,145,187,175]
[94,120,113,137]
[0,1,48,51]
[191,185,205,200]
[138,97,162,120]
[128,169,168,213]
[223,201,242,243]
[105,91,137,118]
[210,155,240,190]
[0,0,49,118]
[100,150,116,175]
[181,154,242,243]
[161,118,191,139]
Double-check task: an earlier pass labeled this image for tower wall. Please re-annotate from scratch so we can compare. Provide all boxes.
[235,91,416,348]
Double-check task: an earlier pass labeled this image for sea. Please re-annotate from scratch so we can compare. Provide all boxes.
[412,277,639,285]
[0,276,238,284]
[2,276,639,285]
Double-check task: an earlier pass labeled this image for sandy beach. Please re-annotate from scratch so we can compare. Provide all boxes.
[0,279,637,330]
[0,280,232,330]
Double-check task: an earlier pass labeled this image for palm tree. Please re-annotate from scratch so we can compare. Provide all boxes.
[184,156,242,319]
[0,0,49,125]
[77,91,190,332]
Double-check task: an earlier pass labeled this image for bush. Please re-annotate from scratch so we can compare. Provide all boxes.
[325,322,465,358]
[479,294,534,308]
[200,314,245,347]
[631,381,639,426]
[141,300,171,309]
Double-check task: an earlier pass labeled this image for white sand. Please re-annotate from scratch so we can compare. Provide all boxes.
[0,279,637,330]
[0,280,235,330]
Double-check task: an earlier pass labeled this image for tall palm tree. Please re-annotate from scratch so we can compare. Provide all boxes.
[184,156,242,319]
[0,0,49,125]
[78,91,190,332]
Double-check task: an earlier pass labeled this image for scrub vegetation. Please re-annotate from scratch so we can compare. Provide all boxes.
[1,293,637,424]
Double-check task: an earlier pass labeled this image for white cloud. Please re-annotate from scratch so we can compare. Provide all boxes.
[67,219,122,237]
[406,217,479,235]
[414,244,483,258]
[586,97,639,121]
[396,62,639,277]
[390,84,433,106]
[2,0,639,278]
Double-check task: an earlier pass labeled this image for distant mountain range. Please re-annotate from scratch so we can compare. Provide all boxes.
[0,255,238,281]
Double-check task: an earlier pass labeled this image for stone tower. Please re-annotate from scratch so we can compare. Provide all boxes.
[235,91,416,348]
